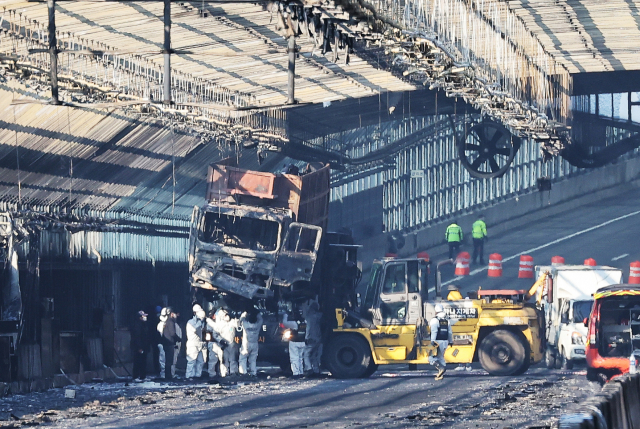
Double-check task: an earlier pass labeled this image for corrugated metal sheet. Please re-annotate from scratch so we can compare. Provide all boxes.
[0,0,414,106]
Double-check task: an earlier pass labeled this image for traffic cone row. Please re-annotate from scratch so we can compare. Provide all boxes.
[413,251,640,283]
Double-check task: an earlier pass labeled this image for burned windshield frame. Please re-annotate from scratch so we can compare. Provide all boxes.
[199,211,280,251]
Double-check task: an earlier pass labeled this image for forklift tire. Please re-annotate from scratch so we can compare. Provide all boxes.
[326,335,372,379]
[478,330,528,376]
[363,361,379,378]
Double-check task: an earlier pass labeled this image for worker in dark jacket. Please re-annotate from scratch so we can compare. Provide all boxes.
[131,310,150,381]
[161,307,181,380]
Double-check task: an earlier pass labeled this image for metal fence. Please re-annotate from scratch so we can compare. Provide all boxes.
[329,112,640,234]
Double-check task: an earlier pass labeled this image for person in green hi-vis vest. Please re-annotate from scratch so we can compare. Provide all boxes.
[471,214,488,265]
[445,220,463,259]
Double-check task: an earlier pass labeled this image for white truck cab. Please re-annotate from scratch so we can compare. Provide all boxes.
[536,265,623,369]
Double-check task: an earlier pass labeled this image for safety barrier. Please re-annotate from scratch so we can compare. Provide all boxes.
[454,252,470,276]
[518,255,534,279]
[488,254,503,277]
[552,255,565,266]
[559,373,640,429]
[630,261,640,285]
[585,258,597,267]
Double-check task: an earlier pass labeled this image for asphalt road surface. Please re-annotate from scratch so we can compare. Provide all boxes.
[0,368,598,429]
[4,186,636,428]
[435,187,640,297]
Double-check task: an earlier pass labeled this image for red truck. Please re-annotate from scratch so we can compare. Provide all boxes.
[585,284,640,383]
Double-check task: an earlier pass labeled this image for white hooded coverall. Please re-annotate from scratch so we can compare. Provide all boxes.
[216,309,240,376]
[205,316,224,377]
[157,311,168,378]
[186,312,206,378]
[429,311,453,370]
[239,311,263,376]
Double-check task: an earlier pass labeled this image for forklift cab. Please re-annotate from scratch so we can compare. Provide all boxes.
[361,258,431,325]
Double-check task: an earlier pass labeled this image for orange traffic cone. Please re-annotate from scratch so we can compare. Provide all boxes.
[454,252,470,276]
[488,254,503,277]
[584,258,596,266]
[551,255,565,266]
[630,261,640,284]
[518,255,534,279]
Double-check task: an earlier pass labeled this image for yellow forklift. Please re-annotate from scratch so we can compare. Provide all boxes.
[324,256,545,378]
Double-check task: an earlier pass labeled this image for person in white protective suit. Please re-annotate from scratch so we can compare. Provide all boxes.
[205,308,226,378]
[282,311,306,378]
[215,308,240,376]
[303,302,323,376]
[239,309,263,376]
[429,303,453,380]
[157,307,169,379]
[185,305,207,380]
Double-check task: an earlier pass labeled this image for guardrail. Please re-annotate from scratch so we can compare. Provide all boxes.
[559,373,640,429]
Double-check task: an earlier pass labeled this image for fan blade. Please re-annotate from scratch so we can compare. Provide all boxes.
[489,157,500,173]
[488,130,504,147]
[494,147,512,156]
[471,155,487,170]
[465,143,482,152]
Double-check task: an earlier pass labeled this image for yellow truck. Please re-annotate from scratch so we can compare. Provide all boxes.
[324,256,545,378]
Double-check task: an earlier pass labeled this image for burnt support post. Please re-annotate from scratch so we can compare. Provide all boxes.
[163,0,172,105]
[47,0,60,105]
[287,34,296,104]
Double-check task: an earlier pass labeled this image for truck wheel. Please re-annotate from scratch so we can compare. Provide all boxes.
[586,367,598,382]
[561,351,574,370]
[554,353,562,370]
[326,335,372,379]
[478,330,528,376]
[545,348,555,369]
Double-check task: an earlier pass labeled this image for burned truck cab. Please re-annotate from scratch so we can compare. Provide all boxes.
[188,160,329,304]
[190,204,322,301]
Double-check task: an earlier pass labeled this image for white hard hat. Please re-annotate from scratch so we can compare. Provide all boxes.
[193,304,203,313]
[435,303,444,313]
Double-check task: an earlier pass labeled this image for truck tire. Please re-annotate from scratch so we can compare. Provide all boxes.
[326,335,372,379]
[554,353,562,370]
[586,367,598,382]
[545,348,555,369]
[478,330,528,376]
[561,350,574,370]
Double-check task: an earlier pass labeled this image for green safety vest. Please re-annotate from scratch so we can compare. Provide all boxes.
[472,219,487,239]
[445,224,463,242]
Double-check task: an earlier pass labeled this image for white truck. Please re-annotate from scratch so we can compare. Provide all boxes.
[536,265,623,369]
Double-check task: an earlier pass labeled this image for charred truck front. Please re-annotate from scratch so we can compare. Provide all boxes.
[188,160,360,363]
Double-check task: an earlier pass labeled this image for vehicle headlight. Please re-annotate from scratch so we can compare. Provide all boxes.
[571,331,585,345]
